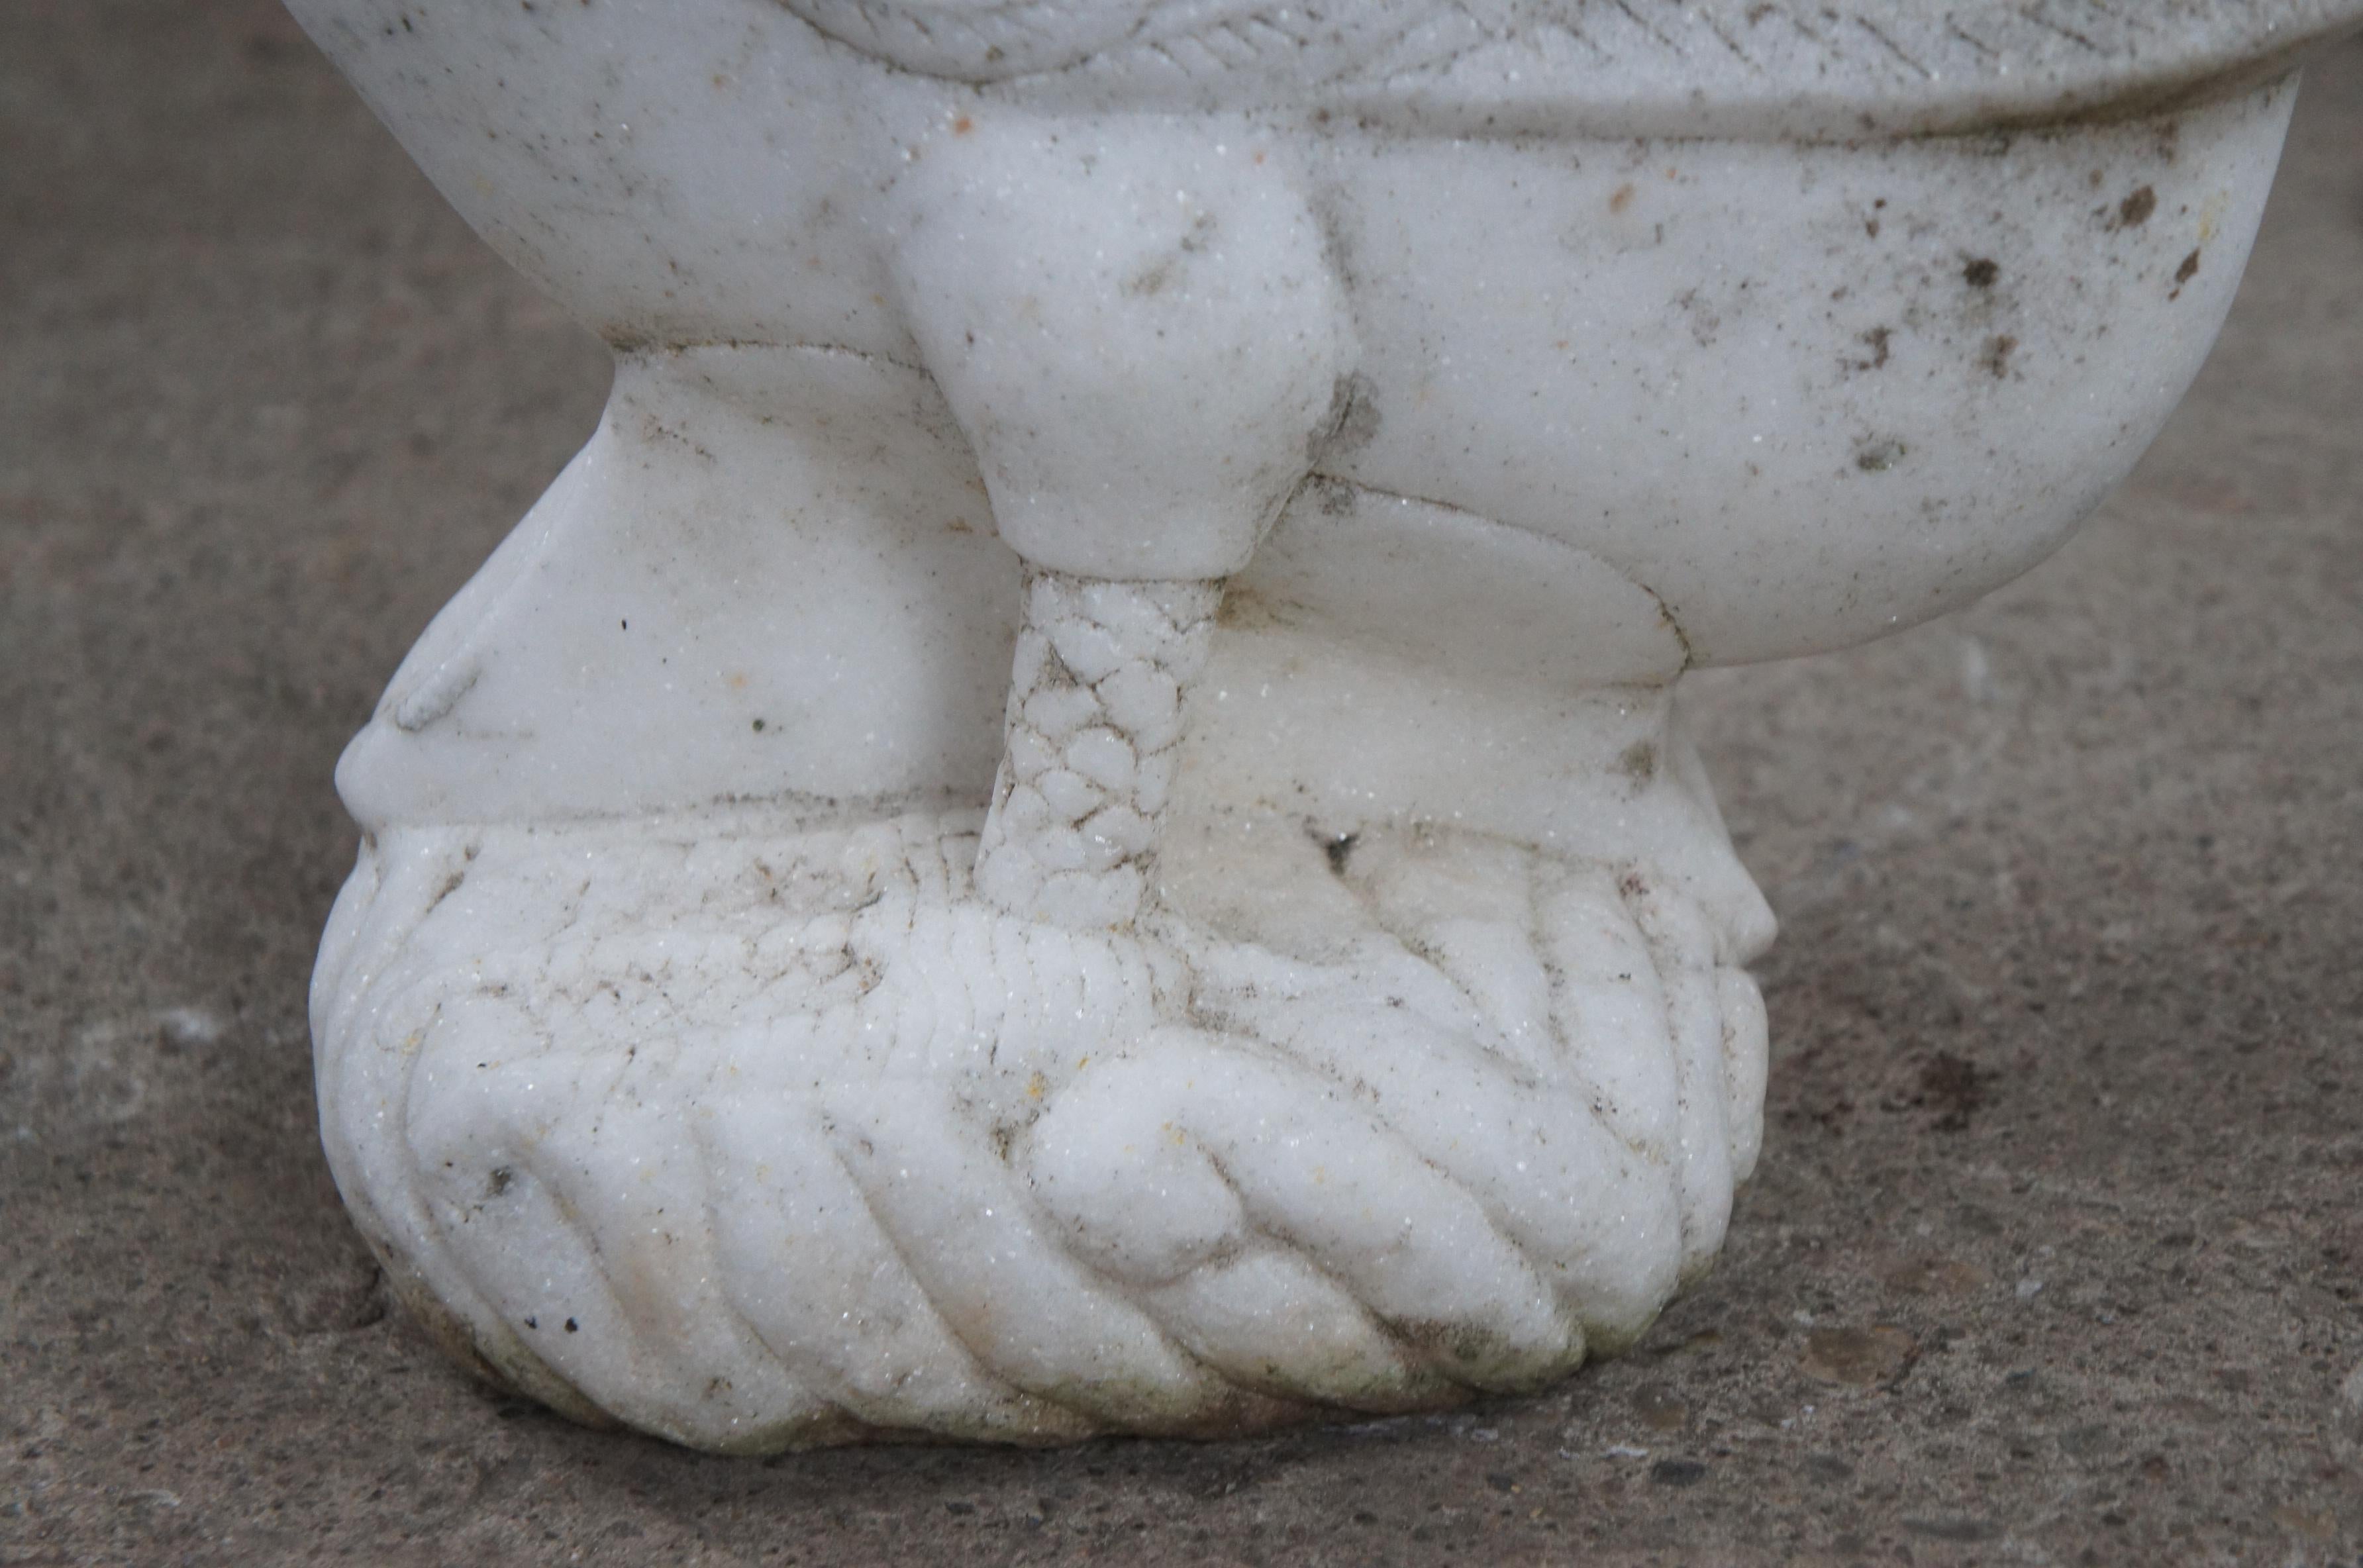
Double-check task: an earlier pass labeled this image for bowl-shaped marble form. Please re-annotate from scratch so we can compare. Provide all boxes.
[291,0,2363,1448]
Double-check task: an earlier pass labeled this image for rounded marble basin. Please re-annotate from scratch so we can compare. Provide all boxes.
[289,1,2348,670]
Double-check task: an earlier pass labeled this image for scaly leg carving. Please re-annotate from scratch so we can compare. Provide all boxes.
[973,571,1221,930]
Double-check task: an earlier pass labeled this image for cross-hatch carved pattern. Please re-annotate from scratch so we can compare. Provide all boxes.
[775,0,2342,136]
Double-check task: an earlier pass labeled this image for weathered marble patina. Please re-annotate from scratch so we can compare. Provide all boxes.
[288,0,2363,1447]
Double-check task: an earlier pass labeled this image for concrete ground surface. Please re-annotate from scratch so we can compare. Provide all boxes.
[3,4,2360,1563]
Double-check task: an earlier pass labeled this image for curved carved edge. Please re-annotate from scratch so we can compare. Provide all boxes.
[776,0,2363,139]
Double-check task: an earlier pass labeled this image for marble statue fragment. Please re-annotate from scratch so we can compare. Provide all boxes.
[287,0,2363,1448]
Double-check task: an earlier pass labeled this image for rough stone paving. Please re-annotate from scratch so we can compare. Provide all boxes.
[2,1,2360,1562]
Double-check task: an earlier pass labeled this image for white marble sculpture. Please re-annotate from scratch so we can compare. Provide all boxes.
[290,0,2363,1448]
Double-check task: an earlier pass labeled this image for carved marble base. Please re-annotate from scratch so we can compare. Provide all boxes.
[287,0,2362,1448]
[317,698,1766,1447]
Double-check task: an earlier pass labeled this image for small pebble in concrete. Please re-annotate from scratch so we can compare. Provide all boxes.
[1799,1326,1918,1387]
[1648,1459,1707,1488]
[1880,1253,1991,1295]
[155,1006,223,1050]
[1631,1386,1689,1431]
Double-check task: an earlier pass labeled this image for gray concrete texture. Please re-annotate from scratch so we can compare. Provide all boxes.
[3,3,2360,1563]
